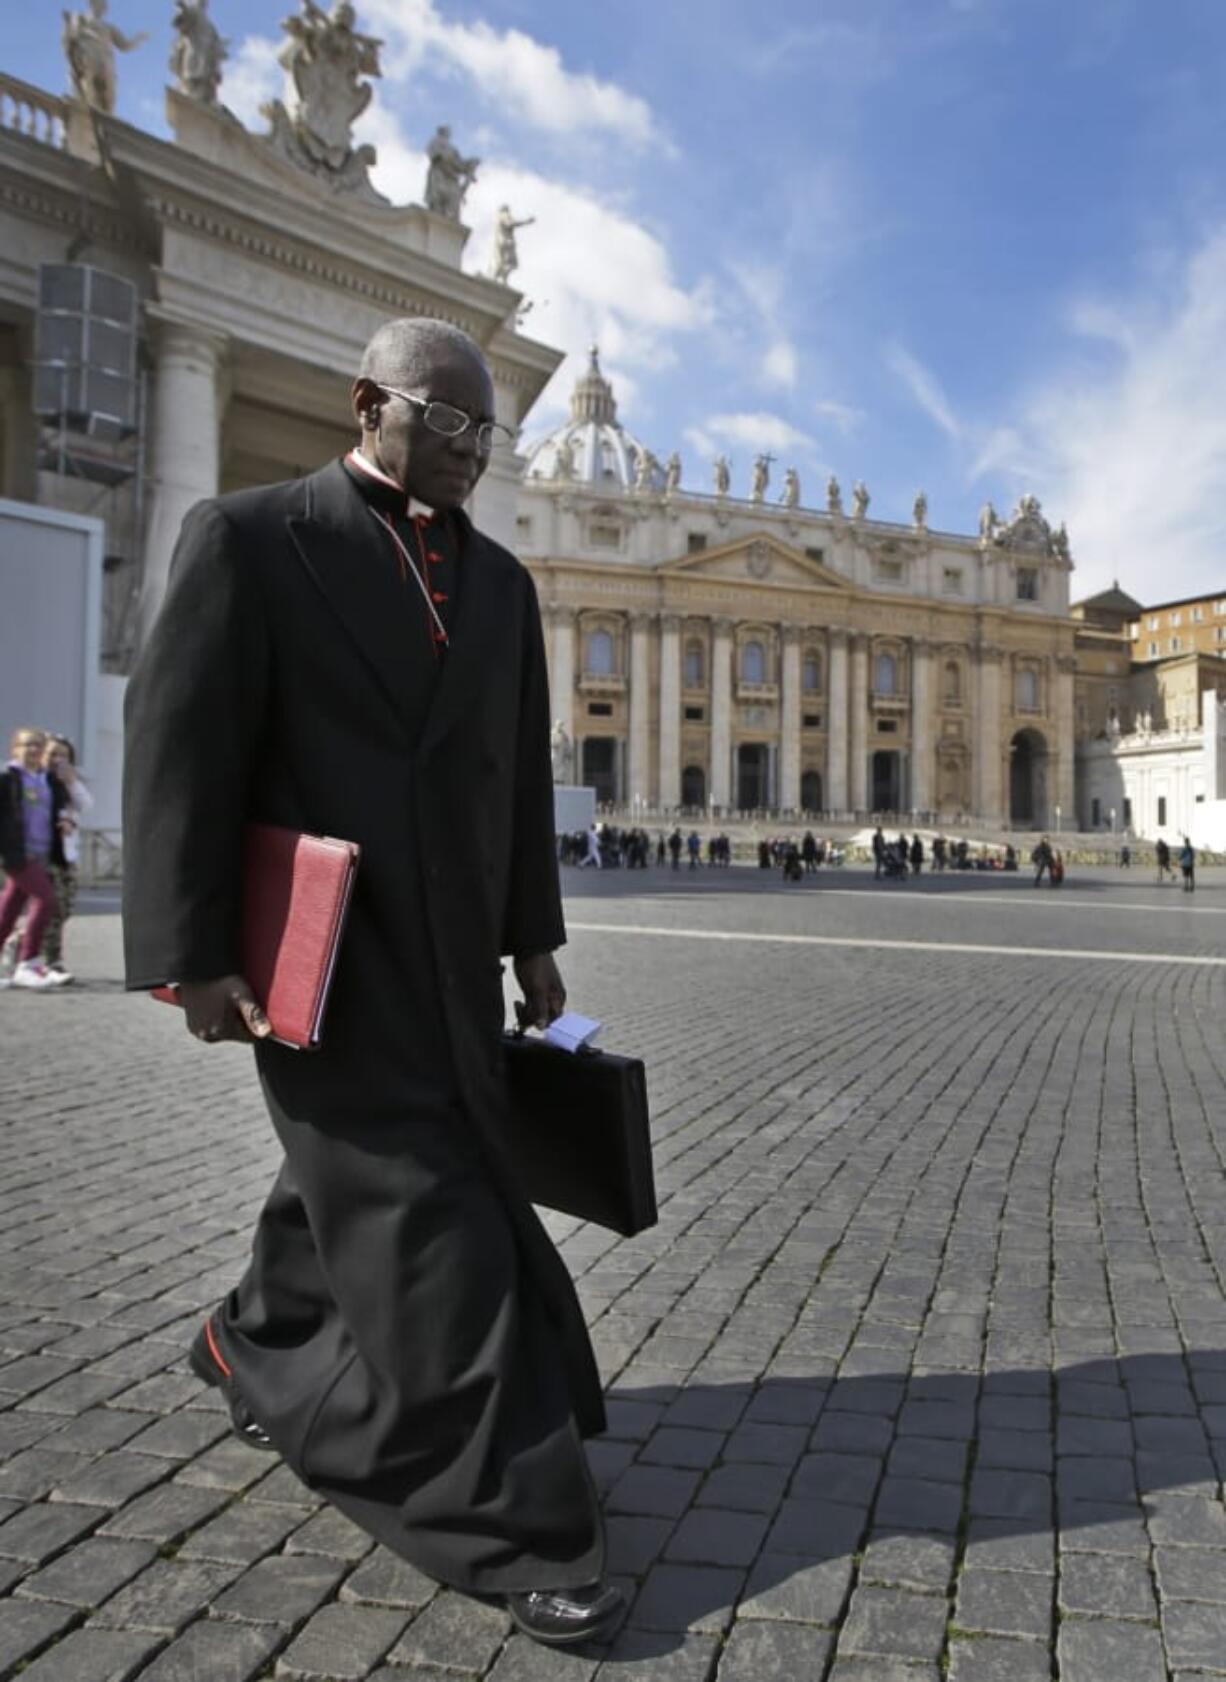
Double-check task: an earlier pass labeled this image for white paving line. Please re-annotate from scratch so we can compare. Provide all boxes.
[804,888,1226,917]
[566,921,1226,968]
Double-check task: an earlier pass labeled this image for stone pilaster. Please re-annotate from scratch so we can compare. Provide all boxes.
[139,314,228,642]
[1054,652,1076,824]
[780,625,801,811]
[849,633,869,812]
[658,613,682,810]
[627,612,652,807]
[710,617,734,810]
[976,644,1003,820]
[826,630,849,812]
[910,636,932,813]
[549,605,576,740]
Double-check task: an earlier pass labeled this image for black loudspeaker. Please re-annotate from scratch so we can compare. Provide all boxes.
[34,263,137,434]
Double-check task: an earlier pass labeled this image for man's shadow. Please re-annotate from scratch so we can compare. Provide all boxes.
[588,1352,1226,1661]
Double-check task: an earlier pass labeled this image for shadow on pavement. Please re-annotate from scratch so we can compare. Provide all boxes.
[588,1354,1226,1659]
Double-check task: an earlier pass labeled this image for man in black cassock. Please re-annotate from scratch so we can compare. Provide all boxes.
[122,319,624,1648]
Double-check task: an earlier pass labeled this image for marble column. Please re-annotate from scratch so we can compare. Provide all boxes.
[549,606,577,742]
[976,644,1003,820]
[826,630,849,812]
[910,636,932,814]
[849,633,869,812]
[139,316,228,642]
[658,613,682,810]
[710,617,734,810]
[627,612,652,807]
[780,625,801,811]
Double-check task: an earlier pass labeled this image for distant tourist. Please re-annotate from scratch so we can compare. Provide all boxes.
[1155,837,1172,882]
[1178,836,1195,893]
[39,734,91,980]
[1032,835,1054,887]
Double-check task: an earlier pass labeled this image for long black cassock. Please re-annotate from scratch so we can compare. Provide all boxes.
[123,458,606,1593]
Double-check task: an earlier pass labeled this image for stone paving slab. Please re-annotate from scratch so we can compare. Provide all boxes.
[3,867,1226,1678]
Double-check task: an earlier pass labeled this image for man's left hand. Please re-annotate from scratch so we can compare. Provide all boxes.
[513,951,566,1029]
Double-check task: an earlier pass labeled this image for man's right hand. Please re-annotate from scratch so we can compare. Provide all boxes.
[178,975,272,1044]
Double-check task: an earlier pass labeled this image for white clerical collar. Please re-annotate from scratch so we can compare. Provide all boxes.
[346,449,435,520]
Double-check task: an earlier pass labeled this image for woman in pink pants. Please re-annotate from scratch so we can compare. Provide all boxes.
[0,727,71,991]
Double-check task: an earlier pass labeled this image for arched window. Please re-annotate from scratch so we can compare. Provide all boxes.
[1016,667,1039,712]
[684,640,705,686]
[874,651,898,695]
[943,661,962,704]
[801,770,823,811]
[741,640,766,684]
[585,629,615,676]
[802,652,822,693]
[681,765,706,807]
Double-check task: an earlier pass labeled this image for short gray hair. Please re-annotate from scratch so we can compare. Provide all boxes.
[358,318,487,387]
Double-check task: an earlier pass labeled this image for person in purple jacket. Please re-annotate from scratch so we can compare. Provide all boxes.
[0,727,72,990]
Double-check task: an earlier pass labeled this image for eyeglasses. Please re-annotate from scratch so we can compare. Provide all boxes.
[378,386,515,452]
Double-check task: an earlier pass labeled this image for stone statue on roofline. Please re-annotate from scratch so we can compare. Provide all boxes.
[489,205,534,285]
[781,467,800,509]
[552,436,575,482]
[62,0,148,113]
[170,0,226,104]
[664,452,681,495]
[826,474,843,515]
[852,480,870,519]
[713,456,731,497]
[750,453,771,503]
[262,0,384,198]
[978,500,998,541]
[634,447,658,494]
[425,125,479,220]
[913,490,928,530]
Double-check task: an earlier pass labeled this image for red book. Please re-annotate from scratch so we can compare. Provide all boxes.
[151,824,360,1050]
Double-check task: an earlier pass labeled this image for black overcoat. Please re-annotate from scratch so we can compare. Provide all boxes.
[123,459,606,1592]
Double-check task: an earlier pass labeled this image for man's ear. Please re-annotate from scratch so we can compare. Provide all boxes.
[351,377,380,430]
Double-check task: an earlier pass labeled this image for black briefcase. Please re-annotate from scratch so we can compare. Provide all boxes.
[501,1033,657,1237]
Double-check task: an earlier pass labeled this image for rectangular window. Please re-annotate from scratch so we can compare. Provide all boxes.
[1170,611,1182,626]
[1171,636,1181,653]
[588,522,622,549]
[686,532,707,553]
[587,702,613,717]
[1150,616,1160,630]
[1217,601,1226,615]
[1016,568,1038,601]
[683,705,705,721]
[1158,795,1167,826]
[1091,797,1101,827]
[1217,628,1226,645]
[1148,641,1159,657]
[1123,798,1132,825]
[803,712,822,729]
[876,718,898,733]
[875,558,904,581]
[805,546,825,564]
[943,567,963,594]
[1193,607,1204,622]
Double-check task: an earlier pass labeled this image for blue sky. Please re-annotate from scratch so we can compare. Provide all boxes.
[10,0,1226,598]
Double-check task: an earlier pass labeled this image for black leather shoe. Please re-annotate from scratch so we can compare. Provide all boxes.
[188,1318,277,1453]
[504,1581,626,1647]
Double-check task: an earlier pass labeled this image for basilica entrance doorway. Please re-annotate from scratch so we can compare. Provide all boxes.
[1009,729,1047,828]
[871,750,902,813]
[801,769,823,812]
[581,737,618,804]
[681,765,706,809]
[737,743,769,810]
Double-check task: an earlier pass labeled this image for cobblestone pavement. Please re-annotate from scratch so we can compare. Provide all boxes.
[3,863,1226,1681]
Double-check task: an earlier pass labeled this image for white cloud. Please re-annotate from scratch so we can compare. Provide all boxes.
[763,341,798,389]
[980,229,1226,597]
[223,35,282,128]
[691,412,816,455]
[885,344,962,439]
[361,0,659,147]
[814,399,865,435]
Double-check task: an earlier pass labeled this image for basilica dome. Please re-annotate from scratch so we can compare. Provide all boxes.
[523,347,665,492]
